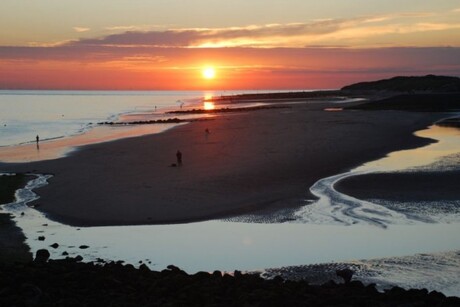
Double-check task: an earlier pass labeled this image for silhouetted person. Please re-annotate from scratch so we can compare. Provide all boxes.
[176,150,182,166]
[205,128,210,140]
[36,135,40,150]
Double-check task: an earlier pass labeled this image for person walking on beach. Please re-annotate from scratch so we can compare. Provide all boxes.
[205,128,210,141]
[176,150,182,166]
[36,135,39,145]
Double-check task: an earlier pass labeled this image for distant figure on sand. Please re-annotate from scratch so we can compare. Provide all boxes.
[176,150,182,166]
[205,128,210,140]
[36,135,40,150]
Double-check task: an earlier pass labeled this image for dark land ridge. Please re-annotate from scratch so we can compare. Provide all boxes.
[207,90,344,103]
[341,75,460,92]
[201,75,460,105]
[2,256,460,306]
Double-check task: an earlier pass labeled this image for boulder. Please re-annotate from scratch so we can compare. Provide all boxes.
[336,268,354,283]
[34,249,50,263]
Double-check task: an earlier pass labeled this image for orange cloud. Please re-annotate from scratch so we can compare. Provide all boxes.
[73,27,90,33]
[58,11,460,49]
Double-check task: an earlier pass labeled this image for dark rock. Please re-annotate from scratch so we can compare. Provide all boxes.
[20,283,42,305]
[441,296,460,306]
[212,270,222,278]
[167,264,181,272]
[0,260,457,306]
[273,275,284,283]
[74,255,83,262]
[79,245,89,249]
[37,236,45,241]
[62,251,69,256]
[50,243,59,249]
[34,249,50,263]
[139,264,150,272]
[336,268,354,283]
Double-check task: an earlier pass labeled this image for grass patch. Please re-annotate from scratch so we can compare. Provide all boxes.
[0,173,28,205]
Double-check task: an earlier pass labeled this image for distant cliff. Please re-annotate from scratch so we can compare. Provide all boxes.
[342,75,460,92]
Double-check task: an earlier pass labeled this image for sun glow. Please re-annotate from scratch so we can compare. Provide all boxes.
[202,67,216,79]
[204,101,215,110]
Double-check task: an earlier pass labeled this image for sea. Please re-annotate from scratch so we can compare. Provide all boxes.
[0,90,281,147]
[1,90,460,296]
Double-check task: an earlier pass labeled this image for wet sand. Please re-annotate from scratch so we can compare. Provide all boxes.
[0,102,443,226]
[336,171,460,202]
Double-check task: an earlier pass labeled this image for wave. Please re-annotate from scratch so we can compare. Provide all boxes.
[3,173,52,212]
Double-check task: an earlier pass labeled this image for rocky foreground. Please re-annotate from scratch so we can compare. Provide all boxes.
[1,253,460,307]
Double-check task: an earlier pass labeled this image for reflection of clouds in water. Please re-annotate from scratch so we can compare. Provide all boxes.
[355,125,460,173]
[414,152,460,172]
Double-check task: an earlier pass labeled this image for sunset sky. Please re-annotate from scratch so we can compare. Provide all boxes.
[1,0,460,90]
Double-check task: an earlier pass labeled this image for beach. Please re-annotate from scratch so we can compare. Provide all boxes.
[0,100,444,226]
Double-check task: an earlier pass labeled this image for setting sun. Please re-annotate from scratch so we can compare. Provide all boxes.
[204,101,215,110]
[202,67,216,79]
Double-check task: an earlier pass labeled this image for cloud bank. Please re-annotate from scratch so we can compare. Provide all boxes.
[1,10,460,89]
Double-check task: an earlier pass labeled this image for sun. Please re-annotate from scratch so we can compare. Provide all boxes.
[202,67,216,79]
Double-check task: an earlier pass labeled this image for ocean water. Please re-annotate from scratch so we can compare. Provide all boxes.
[0,89,303,148]
[0,90,208,147]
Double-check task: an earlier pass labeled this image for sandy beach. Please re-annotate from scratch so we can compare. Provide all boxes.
[0,101,444,226]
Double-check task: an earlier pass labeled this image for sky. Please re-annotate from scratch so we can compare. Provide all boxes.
[1,0,460,90]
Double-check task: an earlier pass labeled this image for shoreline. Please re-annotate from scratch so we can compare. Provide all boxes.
[0,99,445,227]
